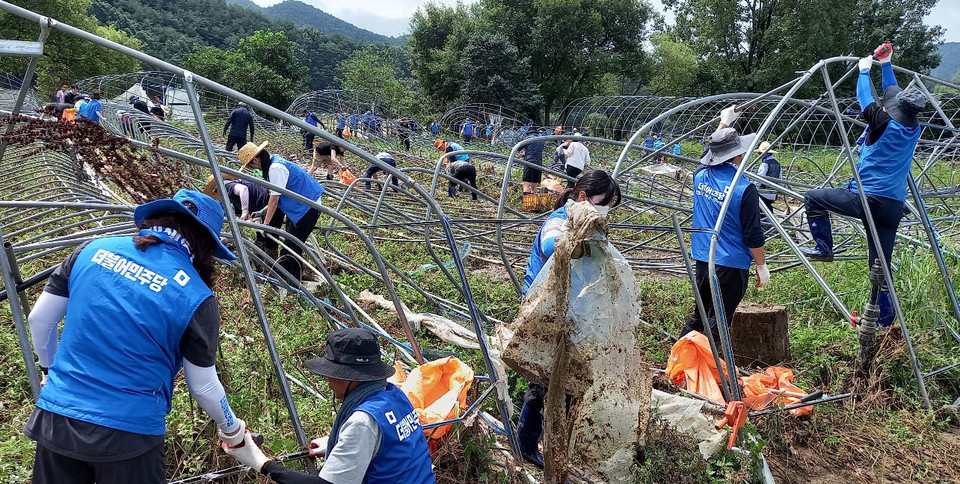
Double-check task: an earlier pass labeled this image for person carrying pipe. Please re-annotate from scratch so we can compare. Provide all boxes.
[679,107,769,345]
[799,44,926,326]
[239,141,325,282]
[222,327,436,484]
[516,170,622,468]
[24,190,254,483]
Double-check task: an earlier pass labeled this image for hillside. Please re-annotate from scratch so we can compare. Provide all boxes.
[226,0,402,45]
[931,42,960,81]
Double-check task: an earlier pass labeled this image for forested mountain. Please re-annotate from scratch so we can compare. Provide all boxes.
[88,0,363,91]
[931,42,960,81]
[225,0,401,45]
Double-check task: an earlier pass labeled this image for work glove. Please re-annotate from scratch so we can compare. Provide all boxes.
[222,430,270,472]
[217,418,247,446]
[720,105,740,126]
[875,43,893,64]
[251,209,266,221]
[308,436,329,457]
[755,264,771,287]
[240,210,250,221]
[858,55,873,72]
[40,366,48,388]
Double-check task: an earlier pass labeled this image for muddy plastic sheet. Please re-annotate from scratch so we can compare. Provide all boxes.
[500,201,652,483]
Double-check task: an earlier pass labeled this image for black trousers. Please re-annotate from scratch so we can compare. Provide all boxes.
[804,187,904,267]
[565,165,583,188]
[680,260,749,345]
[448,165,478,200]
[32,442,165,484]
[225,135,246,151]
[276,207,321,281]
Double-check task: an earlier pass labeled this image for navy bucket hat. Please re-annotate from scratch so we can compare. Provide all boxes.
[134,189,237,260]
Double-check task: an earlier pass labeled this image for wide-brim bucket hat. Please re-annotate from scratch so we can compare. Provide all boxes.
[237,141,269,169]
[134,189,237,260]
[700,128,755,166]
[883,86,925,129]
[306,328,395,382]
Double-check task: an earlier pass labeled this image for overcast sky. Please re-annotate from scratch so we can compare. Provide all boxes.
[251,0,959,43]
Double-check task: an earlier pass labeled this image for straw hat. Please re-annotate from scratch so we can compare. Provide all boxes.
[753,141,777,154]
[237,141,269,168]
[201,175,239,198]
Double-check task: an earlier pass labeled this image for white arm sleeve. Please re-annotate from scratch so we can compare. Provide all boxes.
[183,358,241,434]
[232,183,250,212]
[757,161,769,177]
[28,292,68,368]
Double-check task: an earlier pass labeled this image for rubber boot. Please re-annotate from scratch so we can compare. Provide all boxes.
[877,290,895,329]
[517,389,544,468]
[800,215,834,262]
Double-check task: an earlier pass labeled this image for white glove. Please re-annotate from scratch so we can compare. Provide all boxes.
[240,210,250,221]
[755,264,770,287]
[217,418,246,446]
[308,436,329,457]
[40,368,49,388]
[720,105,740,126]
[222,430,270,472]
[858,55,873,72]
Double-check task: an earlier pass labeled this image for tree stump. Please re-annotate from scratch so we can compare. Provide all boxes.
[730,302,790,368]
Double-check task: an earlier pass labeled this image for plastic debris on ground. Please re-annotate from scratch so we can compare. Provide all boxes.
[389,356,474,441]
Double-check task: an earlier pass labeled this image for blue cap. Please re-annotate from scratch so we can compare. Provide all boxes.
[134,189,237,260]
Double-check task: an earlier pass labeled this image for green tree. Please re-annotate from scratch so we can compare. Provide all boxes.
[184,30,308,109]
[644,33,699,96]
[459,33,542,113]
[665,0,943,94]
[410,0,654,123]
[0,0,142,96]
[337,46,417,116]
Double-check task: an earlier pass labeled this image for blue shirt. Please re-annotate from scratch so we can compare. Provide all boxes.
[37,235,212,435]
[78,99,101,123]
[445,142,469,162]
[523,206,568,295]
[336,115,345,129]
[430,122,439,134]
[462,122,473,136]
[692,163,754,269]
[349,114,359,127]
[644,137,654,148]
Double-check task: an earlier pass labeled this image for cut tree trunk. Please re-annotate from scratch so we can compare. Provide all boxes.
[730,302,790,368]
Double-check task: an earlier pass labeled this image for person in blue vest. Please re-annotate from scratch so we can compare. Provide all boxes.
[485,122,493,142]
[364,152,401,190]
[239,141,325,282]
[430,118,439,136]
[517,170,621,468]
[672,141,683,158]
[753,141,781,214]
[799,46,924,328]
[76,90,102,124]
[24,189,252,483]
[653,135,666,163]
[302,110,327,150]
[336,113,346,138]
[349,113,360,131]
[460,119,473,143]
[679,108,769,346]
[223,327,436,484]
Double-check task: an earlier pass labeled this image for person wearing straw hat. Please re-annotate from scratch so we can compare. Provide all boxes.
[24,190,254,484]
[753,141,781,213]
[679,107,769,346]
[222,328,436,484]
[238,140,325,282]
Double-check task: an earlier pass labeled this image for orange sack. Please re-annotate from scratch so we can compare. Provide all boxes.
[389,356,474,440]
[666,331,812,416]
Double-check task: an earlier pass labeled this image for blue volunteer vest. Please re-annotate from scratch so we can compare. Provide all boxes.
[523,206,568,296]
[692,164,754,269]
[355,384,435,484]
[462,123,473,135]
[37,236,212,435]
[447,143,469,161]
[848,119,920,202]
[757,155,781,201]
[271,155,324,223]
[79,99,101,123]
[305,114,318,127]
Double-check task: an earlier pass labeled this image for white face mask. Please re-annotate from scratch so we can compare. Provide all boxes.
[594,204,610,216]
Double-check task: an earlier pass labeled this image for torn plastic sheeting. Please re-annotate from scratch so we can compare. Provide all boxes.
[358,290,480,349]
[409,242,471,276]
[500,200,652,483]
[666,331,813,416]
[651,389,727,459]
[389,356,474,440]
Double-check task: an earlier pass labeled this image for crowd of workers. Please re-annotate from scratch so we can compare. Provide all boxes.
[22,43,926,483]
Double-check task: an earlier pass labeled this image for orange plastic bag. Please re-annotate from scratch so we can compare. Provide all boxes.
[666,331,811,415]
[665,331,727,404]
[389,356,474,440]
[339,168,357,186]
[61,108,77,122]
